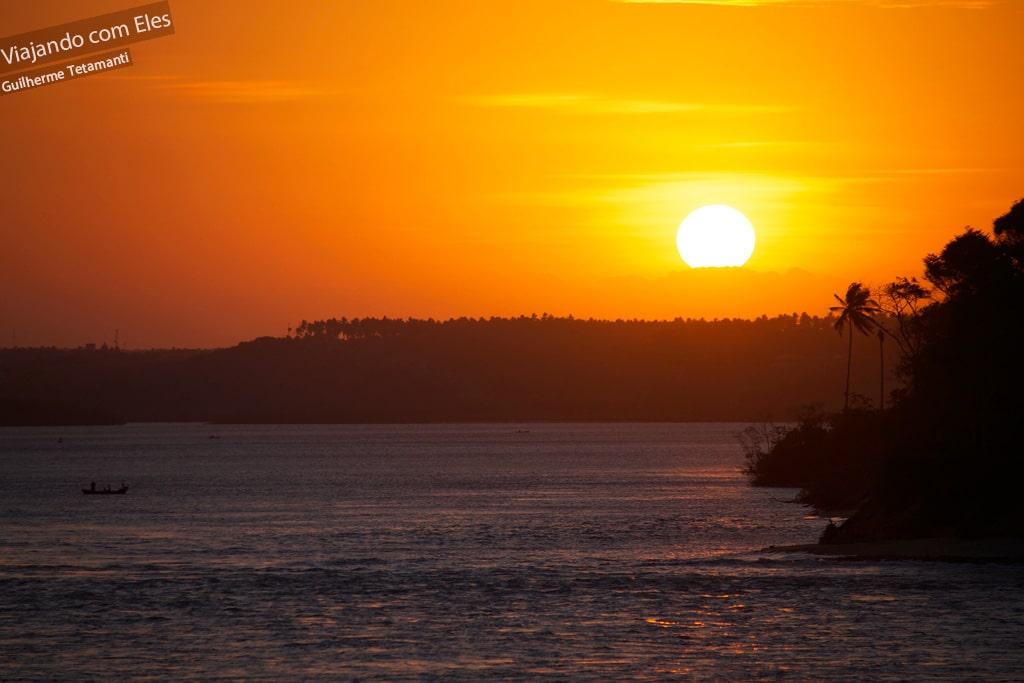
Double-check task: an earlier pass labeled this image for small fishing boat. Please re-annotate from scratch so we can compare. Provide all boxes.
[82,483,128,495]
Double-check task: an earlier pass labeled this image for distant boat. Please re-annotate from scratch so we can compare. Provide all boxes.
[82,483,128,495]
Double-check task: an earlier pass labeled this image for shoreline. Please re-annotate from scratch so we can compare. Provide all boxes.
[771,537,1024,563]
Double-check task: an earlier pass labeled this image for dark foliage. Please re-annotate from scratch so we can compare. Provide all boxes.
[741,407,887,511]
[0,314,892,425]
[746,198,1024,542]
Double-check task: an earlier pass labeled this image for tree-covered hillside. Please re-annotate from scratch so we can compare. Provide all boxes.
[1,313,892,424]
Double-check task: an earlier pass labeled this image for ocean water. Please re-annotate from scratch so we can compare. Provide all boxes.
[1,422,1022,681]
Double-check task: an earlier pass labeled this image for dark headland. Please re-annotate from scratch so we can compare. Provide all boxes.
[745,199,1024,557]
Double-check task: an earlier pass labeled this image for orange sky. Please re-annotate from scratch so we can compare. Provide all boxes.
[2,0,1022,348]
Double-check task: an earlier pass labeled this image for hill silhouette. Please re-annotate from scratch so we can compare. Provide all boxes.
[0,313,894,425]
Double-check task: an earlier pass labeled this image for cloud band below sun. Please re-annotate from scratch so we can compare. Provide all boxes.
[459,94,794,115]
[165,80,322,103]
[608,0,997,7]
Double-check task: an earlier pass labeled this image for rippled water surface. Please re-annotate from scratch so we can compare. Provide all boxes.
[2,423,1023,681]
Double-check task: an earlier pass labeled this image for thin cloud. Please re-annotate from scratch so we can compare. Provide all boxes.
[106,75,183,82]
[609,0,998,7]
[697,140,803,148]
[871,167,1000,175]
[586,171,822,204]
[166,80,322,104]
[460,93,793,115]
[483,172,824,211]
[829,167,1003,183]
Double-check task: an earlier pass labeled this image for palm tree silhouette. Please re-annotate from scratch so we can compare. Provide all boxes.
[830,282,880,411]
[877,328,885,410]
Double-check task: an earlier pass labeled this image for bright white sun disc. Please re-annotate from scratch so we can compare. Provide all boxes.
[676,205,756,268]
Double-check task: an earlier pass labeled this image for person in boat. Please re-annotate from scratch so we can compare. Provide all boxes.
[90,481,96,492]
[105,484,110,491]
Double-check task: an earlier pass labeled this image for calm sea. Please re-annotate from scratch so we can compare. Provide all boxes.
[1,423,1022,681]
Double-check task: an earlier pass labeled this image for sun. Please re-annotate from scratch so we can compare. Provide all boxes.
[676,205,756,268]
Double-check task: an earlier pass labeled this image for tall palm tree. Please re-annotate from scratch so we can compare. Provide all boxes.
[830,282,880,411]
[877,328,885,411]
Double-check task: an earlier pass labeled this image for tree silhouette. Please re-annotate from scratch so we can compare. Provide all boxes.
[830,282,880,411]
[877,328,885,410]
[922,228,1005,297]
[993,196,1024,244]
[746,199,1024,543]
[877,276,930,359]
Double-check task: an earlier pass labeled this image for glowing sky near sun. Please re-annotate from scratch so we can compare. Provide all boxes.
[1,0,1022,347]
